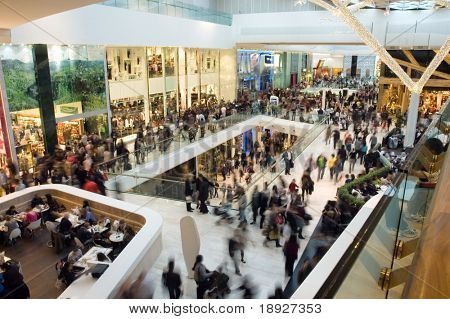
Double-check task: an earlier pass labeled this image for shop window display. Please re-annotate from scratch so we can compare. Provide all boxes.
[164,47,177,77]
[200,49,218,74]
[420,90,449,117]
[0,44,45,171]
[148,47,163,78]
[111,96,145,138]
[107,47,145,81]
[185,48,200,107]
[107,47,147,138]
[57,120,82,146]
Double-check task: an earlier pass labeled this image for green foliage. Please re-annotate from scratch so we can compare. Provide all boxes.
[1,59,39,112]
[50,60,106,111]
[337,166,391,209]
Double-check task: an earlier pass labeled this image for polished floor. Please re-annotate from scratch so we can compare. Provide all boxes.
[120,125,374,298]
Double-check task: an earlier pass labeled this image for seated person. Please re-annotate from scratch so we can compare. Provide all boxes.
[21,210,39,226]
[67,248,82,263]
[93,233,112,248]
[1,261,30,299]
[0,216,7,245]
[58,213,73,235]
[122,225,135,244]
[380,170,394,186]
[97,216,111,231]
[58,261,79,286]
[5,206,18,216]
[112,219,125,233]
[75,222,93,244]
[79,207,96,225]
[30,195,44,208]
[4,216,19,239]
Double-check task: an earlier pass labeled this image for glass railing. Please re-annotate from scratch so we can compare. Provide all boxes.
[98,112,250,175]
[294,99,449,299]
[105,113,329,210]
[101,0,233,26]
[98,110,325,178]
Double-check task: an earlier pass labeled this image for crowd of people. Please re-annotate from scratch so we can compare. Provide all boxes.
[2,75,420,299]
[158,80,403,299]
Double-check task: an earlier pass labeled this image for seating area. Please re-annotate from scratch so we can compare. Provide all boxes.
[0,185,161,299]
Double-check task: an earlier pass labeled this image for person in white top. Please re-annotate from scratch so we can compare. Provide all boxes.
[269,95,279,106]
[221,105,227,118]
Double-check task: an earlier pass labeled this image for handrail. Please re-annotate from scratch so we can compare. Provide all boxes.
[303,99,450,299]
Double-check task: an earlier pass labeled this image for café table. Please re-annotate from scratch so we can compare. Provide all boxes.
[74,246,112,269]
[89,224,108,234]
[109,232,124,243]
[56,213,84,228]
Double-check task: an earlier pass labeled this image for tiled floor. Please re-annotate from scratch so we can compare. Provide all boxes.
[119,124,378,298]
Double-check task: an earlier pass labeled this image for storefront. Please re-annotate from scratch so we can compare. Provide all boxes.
[312,54,343,79]
[0,44,45,170]
[0,43,237,167]
[378,50,450,117]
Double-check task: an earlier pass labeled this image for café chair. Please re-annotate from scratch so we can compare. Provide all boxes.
[27,218,42,238]
[9,228,22,245]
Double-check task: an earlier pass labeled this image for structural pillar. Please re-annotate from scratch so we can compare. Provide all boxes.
[322,89,326,109]
[404,92,420,148]
[33,44,57,155]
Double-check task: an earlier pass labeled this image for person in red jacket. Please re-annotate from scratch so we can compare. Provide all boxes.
[82,176,100,194]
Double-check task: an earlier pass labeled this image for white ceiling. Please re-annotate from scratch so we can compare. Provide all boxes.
[0,0,101,29]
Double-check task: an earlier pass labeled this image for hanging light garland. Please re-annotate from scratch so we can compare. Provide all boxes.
[328,0,417,92]
[298,0,450,93]
[435,0,450,9]
[348,0,374,12]
[415,37,450,91]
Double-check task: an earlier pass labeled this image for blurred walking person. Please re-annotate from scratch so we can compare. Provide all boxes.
[283,234,300,277]
[162,260,182,299]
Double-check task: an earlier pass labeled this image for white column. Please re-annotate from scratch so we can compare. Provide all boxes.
[321,89,326,109]
[404,92,420,148]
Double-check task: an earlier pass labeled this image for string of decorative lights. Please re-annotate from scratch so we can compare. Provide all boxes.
[348,0,374,12]
[415,37,450,91]
[435,0,450,9]
[329,0,417,92]
[299,0,450,94]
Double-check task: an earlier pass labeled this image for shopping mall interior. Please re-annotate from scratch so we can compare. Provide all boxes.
[0,0,449,299]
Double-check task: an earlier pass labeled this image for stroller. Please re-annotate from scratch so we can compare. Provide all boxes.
[206,271,231,299]
[214,203,234,225]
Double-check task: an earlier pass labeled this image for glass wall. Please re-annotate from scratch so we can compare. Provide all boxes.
[200,49,219,106]
[49,45,108,145]
[0,44,237,166]
[0,44,44,170]
[237,49,307,93]
[107,47,147,138]
[164,47,178,116]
